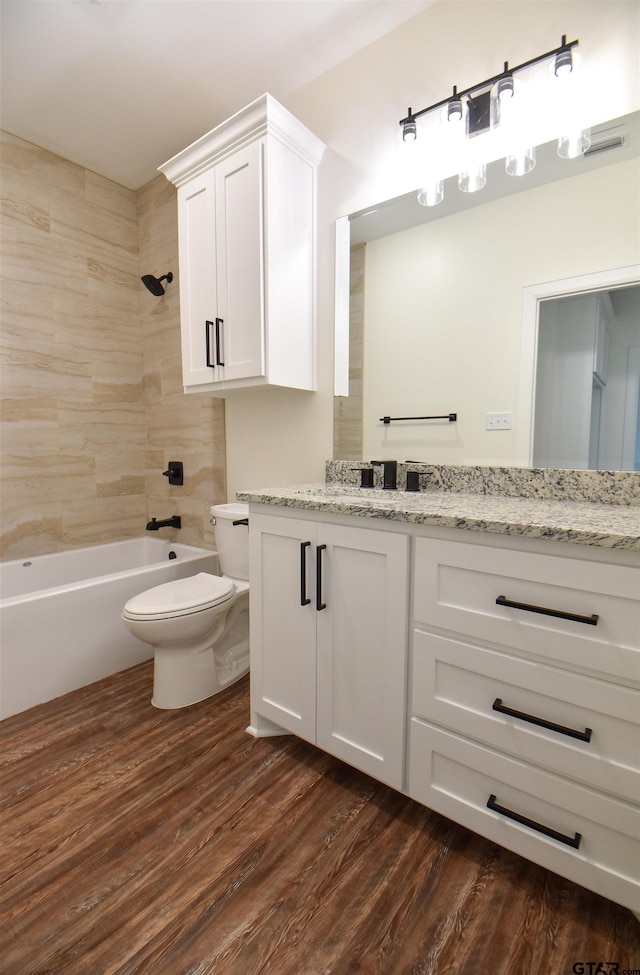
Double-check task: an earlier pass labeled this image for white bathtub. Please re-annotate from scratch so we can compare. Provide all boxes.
[0,538,218,719]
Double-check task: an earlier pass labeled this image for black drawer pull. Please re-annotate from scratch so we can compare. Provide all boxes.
[215,317,224,366]
[492,698,592,742]
[300,541,311,606]
[496,595,598,626]
[205,320,215,368]
[316,544,326,611]
[487,794,582,849]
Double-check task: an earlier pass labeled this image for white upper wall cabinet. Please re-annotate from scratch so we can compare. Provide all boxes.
[159,94,325,395]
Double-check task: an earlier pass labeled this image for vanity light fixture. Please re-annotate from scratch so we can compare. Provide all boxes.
[402,110,417,142]
[554,42,574,77]
[404,35,587,208]
[447,87,463,123]
[495,73,515,100]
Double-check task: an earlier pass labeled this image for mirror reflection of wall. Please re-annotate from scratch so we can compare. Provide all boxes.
[533,287,640,470]
[333,244,365,460]
[334,123,640,470]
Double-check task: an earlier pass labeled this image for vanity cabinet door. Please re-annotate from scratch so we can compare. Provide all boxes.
[249,512,409,789]
[315,523,409,790]
[249,513,317,743]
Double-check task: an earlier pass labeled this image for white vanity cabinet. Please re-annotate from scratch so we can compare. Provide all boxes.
[248,510,409,789]
[159,95,325,395]
[246,494,639,913]
[408,532,640,914]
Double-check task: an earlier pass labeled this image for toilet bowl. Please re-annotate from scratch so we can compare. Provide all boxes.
[121,503,250,709]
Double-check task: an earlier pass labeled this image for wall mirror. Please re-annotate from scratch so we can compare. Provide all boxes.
[334,112,640,471]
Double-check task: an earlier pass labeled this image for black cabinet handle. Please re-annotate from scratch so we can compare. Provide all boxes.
[496,595,598,626]
[300,541,311,606]
[487,794,581,849]
[215,318,224,366]
[492,698,592,742]
[205,320,215,368]
[316,544,326,611]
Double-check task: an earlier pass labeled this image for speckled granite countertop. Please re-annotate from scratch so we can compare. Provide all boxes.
[236,483,640,551]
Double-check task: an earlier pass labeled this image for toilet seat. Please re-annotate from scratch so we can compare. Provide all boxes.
[122,572,235,621]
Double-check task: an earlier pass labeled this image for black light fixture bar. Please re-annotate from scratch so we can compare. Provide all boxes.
[399,35,579,129]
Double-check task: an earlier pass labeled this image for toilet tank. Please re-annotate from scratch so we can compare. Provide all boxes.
[211,503,249,581]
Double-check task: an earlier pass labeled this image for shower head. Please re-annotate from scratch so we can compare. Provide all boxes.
[141,272,173,296]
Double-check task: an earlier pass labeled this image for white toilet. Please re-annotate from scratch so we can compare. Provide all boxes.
[122,503,250,709]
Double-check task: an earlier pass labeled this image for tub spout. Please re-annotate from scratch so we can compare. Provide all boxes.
[146,516,181,531]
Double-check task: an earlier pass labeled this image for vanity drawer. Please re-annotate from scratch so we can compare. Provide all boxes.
[413,537,640,682]
[412,630,640,801]
[408,718,640,912]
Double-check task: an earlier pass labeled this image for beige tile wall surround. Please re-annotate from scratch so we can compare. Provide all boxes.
[0,132,226,560]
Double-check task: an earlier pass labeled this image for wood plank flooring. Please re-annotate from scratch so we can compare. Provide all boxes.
[2,661,639,975]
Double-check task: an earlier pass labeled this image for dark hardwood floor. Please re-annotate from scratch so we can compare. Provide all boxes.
[1,661,638,975]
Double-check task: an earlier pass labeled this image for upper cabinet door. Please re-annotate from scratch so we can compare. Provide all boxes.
[214,141,265,383]
[177,172,220,387]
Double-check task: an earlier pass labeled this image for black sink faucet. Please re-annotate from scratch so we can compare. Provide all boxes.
[146,515,181,531]
[372,460,398,490]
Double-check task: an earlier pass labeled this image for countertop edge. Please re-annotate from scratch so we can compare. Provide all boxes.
[236,486,640,551]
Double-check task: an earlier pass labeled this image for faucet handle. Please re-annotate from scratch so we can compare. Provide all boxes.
[162,461,183,486]
[405,470,421,492]
[351,467,374,488]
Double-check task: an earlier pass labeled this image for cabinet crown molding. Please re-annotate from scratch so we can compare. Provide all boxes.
[159,93,326,187]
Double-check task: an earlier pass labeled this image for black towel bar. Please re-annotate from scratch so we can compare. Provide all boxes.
[380,413,457,424]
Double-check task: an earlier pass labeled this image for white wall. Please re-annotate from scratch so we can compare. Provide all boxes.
[225,1,640,496]
[361,159,639,465]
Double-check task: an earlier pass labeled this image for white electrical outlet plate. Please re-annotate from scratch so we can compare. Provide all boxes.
[486,412,512,430]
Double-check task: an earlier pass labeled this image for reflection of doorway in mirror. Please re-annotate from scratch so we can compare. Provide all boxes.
[532,285,640,470]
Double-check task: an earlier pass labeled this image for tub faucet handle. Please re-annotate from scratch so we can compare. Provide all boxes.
[162,461,183,486]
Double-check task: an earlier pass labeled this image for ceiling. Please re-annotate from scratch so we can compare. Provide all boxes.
[0,0,433,190]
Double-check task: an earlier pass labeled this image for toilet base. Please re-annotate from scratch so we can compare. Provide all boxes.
[151,594,249,710]
[151,654,249,709]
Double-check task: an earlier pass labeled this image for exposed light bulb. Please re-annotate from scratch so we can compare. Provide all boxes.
[506,147,536,175]
[448,101,463,122]
[403,118,417,142]
[417,181,444,207]
[557,130,591,158]
[554,48,573,77]
[448,87,463,123]
[497,74,514,100]
[459,165,487,193]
